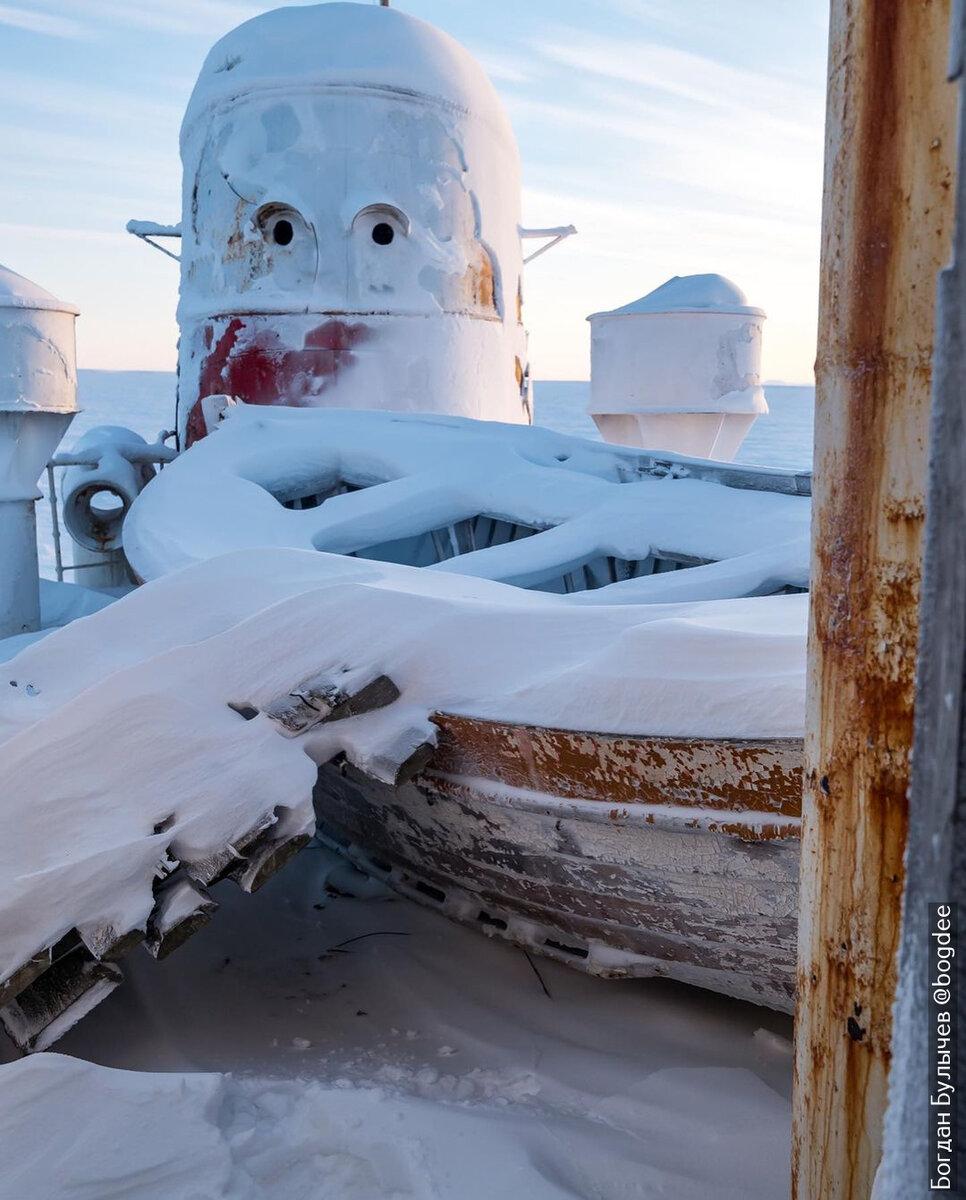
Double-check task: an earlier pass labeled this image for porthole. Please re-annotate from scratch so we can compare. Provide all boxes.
[251,203,317,291]
[352,203,410,244]
[255,204,305,249]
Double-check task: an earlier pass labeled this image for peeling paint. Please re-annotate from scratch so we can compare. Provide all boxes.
[312,714,804,1012]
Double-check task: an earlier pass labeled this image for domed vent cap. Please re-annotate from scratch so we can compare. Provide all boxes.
[589,274,765,320]
[0,264,78,315]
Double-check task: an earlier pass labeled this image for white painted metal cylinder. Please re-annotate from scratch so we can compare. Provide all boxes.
[0,499,41,639]
[0,266,78,638]
[177,2,530,445]
[588,274,767,460]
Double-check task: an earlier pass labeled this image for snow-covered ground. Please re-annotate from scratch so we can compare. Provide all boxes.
[0,847,794,1200]
[3,371,809,1199]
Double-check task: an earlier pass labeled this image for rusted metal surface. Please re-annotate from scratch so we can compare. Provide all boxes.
[879,7,966,1190]
[313,716,805,1012]
[792,2,957,1197]
[431,714,803,816]
[461,247,497,312]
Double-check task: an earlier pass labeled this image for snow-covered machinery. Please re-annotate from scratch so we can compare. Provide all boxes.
[59,427,169,589]
[0,266,78,639]
[165,2,538,445]
[587,274,768,460]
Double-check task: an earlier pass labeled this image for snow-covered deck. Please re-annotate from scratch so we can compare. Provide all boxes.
[0,546,806,997]
[0,845,793,1200]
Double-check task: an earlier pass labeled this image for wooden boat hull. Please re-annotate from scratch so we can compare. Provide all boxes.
[314,714,804,1012]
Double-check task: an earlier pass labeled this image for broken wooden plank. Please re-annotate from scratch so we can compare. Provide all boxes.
[228,831,312,894]
[145,875,218,960]
[0,950,122,1054]
[0,951,55,1011]
[78,924,144,962]
[351,725,437,787]
[0,931,85,1010]
[264,672,399,737]
[181,809,279,884]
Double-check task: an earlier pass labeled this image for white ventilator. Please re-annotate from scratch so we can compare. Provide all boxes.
[588,274,767,460]
[0,266,78,638]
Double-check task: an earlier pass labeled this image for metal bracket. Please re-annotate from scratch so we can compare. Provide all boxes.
[520,225,577,265]
[125,220,182,262]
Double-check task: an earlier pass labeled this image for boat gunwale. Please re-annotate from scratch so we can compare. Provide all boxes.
[425,712,805,826]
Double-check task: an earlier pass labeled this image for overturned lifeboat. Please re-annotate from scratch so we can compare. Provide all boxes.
[0,2,810,1055]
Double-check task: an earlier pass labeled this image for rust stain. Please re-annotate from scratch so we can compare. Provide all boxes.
[224,198,254,266]
[461,247,497,312]
[793,1,956,1196]
[429,713,803,818]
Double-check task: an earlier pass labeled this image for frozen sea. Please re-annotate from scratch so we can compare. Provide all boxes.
[537,381,815,471]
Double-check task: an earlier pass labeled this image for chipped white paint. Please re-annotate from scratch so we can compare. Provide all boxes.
[316,758,800,1011]
[177,3,531,443]
[588,274,767,460]
[426,770,800,838]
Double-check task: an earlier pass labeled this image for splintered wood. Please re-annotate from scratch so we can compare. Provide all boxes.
[263,672,400,736]
[0,805,311,1054]
[0,666,406,1053]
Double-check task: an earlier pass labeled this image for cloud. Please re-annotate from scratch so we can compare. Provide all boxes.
[0,0,823,382]
[476,50,539,86]
[25,0,267,38]
[0,221,126,244]
[0,3,87,38]
[536,32,821,128]
[517,174,820,383]
[0,71,182,127]
[507,84,822,226]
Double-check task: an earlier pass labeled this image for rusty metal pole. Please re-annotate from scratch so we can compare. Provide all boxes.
[878,6,966,1189]
[792,2,957,1198]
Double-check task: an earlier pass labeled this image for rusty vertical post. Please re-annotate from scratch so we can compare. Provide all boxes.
[878,4,966,1192]
[792,2,957,1199]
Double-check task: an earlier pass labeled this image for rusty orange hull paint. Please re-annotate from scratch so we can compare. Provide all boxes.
[431,715,803,815]
[792,2,956,1197]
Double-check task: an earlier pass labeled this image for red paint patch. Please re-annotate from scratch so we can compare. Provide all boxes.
[187,316,371,445]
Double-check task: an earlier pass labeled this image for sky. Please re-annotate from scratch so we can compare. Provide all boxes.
[0,0,828,382]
